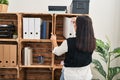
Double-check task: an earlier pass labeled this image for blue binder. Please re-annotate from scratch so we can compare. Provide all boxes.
[41,21,47,39]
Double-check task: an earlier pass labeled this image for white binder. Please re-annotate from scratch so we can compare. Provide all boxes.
[23,18,29,39]
[27,47,33,65]
[24,47,28,66]
[24,47,33,65]
[63,17,76,38]
[34,18,42,39]
[28,18,35,39]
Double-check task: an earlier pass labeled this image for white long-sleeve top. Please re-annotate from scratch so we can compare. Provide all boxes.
[52,40,93,80]
[52,40,68,56]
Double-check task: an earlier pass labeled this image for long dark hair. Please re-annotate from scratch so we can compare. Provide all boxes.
[76,15,96,52]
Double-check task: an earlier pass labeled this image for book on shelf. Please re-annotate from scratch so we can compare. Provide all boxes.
[41,21,52,39]
[23,18,29,39]
[28,18,35,39]
[34,18,42,39]
[46,21,52,39]
[41,20,47,39]
[23,17,42,39]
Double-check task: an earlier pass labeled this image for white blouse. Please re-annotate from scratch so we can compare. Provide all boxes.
[52,40,68,56]
[52,40,92,80]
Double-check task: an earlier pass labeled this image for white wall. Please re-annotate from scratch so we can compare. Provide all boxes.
[8,0,120,79]
[89,0,120,48]
[89,0,120,79]
[8,0,72,13]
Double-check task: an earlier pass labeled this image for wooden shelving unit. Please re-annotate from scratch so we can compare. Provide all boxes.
[0,13,19,80]
[18,13,53,80]
[0,13,82,80]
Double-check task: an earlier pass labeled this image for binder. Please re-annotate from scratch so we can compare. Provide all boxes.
[3,45,10,67]
[34,18,42,39]
[23,18,29,39]
[24,47,29,66]
[27,47,33,65]
[10,45,17,67]
[63,17,76,38]
[0,44,3,67]
[28,18,35,39]
[24,47,32,65]
[46,21,52,39]
[41,21,47,39]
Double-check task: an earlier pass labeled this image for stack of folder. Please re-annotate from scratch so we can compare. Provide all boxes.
[0,24,15,38]
[23,17,52,39]
[23,18,42,39]
[0,44,17,67]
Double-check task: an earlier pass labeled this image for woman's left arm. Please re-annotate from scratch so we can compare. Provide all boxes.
[50,33,58,48]
[50,34,68,56]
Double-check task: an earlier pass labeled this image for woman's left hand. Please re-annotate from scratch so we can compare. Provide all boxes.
[50,33,58,47]
[50,33,56,41]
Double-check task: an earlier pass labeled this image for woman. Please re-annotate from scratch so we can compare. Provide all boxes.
[50,15,96,80]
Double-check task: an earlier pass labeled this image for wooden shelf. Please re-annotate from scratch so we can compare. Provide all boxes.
[20,13,53,16]
[20,65,52,68]
[0,38,18,42]
[53,65,63,69]
[0,66,18,69]
[0,19,17,22]
[20,39,51,42]
[55,13,85,16]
